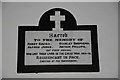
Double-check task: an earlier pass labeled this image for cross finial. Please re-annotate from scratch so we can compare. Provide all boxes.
[50,11,65,31]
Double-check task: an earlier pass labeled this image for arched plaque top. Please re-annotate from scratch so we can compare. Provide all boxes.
[39,8,77,30]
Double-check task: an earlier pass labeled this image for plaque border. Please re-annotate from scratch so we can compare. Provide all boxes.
[17,25,100,73]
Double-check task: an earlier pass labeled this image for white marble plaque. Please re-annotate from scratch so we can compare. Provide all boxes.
[25,30,92,65]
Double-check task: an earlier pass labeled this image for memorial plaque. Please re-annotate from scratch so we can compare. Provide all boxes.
[17,8,99,73]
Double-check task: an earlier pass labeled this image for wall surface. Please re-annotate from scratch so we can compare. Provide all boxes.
[2,2,118,78]
[0,1,2,80]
